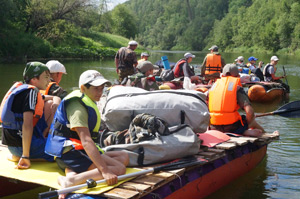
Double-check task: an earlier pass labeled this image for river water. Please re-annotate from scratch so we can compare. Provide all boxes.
[0,51,299,199]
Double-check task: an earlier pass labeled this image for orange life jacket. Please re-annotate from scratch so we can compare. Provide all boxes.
[0,82,44,127]
[209,77,242,125]
[40,82,57,95]
[205,54,222,75]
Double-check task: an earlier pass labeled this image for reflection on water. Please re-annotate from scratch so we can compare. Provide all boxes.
[0,52,299,199]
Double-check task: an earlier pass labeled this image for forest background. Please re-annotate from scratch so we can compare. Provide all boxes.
[1,0,300,62]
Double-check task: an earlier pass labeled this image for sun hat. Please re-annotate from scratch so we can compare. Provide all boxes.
[79,70,111,88]
[271,56,279,61]
[137,61,159,73]
[141,52,150,57]
[222,64,239,77]
[235,56,244,62]
[208,45,218,51]
[23,62,49,81]
[184,52,196,59]
[248,56,258,62]
[46,60,67,74]
[128,40,138,45]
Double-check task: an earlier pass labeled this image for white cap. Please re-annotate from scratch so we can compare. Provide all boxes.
[46,60,67,74]
[128,40,138,45]
[235,56,244,62]
[184,52,195,58]
[141,52,150,57]
[271,56,279,61]
[79,70,111,88]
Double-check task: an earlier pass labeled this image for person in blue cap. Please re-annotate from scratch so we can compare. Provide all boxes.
[247,56,264,80]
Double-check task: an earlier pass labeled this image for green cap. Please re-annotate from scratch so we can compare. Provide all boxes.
[23,62,49,81]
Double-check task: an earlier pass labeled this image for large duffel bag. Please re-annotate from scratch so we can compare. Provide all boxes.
[101,86,209,133]
[102,124,201,166]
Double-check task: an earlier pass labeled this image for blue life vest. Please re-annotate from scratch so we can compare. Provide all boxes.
[0,82,44,130]
[45,90,101,157]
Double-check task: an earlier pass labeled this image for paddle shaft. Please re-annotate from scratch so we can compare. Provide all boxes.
[39,158,204,199]
[39,168,155,199]
[282,66,288,85]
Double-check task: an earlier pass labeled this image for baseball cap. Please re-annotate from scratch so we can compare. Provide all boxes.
[235,56,244,62]
[137,61,158,73]
[79,70,111,88]
[46,60,67,74]
[128,40,138,45]
[248,56,258,62]
[271,56,279,61]
[209,45,218,51]
[23,62,49,81]
[184,52,195,59]
[222,64,239,77]
[141,52,150,57]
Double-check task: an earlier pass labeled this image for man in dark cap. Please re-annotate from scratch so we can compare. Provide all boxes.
[126,61,159,91]
[115,40,138,83]
[0,62,61,169]
[208,64,271,137]
[201,45,226,83]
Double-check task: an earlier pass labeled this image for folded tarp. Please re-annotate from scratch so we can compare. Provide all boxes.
[0,147,139,195]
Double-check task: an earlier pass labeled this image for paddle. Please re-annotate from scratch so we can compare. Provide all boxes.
[282,66,288,85]
[256,100,300,118]
[39,156,206,199]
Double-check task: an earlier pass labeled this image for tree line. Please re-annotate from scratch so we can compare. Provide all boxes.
[1,0,300,61]
[127,0,300,55]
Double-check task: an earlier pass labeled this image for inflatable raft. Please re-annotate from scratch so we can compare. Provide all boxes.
[245,82,288,103]
[0,132,279,199]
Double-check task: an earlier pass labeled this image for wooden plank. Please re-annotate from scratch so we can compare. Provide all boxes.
[206,148,225,154]
[215,142,236,150]
[101,187,139,199]
[198,151,217,158]
[153,171,174,179]
[228,137,248,146]
[132,175,164,186]
[234,137,258,143]
[118,182,151,193]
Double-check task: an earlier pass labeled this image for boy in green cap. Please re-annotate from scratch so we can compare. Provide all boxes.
[0,62,61,169]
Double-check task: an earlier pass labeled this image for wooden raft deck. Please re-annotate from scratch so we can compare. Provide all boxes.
[0,133,279,199]
[100,133,279,199]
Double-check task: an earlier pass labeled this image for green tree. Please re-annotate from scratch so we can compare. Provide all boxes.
[111,4,137,39]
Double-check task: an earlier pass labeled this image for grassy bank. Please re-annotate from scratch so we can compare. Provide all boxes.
[0,30,145,62]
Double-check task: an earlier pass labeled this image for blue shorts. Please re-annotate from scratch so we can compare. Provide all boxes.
[56,148,103,173]
[8,143,54,162]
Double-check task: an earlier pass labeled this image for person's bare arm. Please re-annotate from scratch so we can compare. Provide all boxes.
[75,127,118,185]
[244,104,255,124]
[17,111,34,169]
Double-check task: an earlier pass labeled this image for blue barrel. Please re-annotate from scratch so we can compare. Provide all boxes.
[161,56,171,70]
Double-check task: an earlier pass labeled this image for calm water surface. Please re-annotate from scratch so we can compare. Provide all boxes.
[0,51,299,199]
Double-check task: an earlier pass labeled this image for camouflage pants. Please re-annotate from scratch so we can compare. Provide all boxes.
[118,67,135,83]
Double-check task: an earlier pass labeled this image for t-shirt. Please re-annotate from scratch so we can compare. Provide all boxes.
[237,87,251,108]
[48,82,68,100]
[2,89,38,146]
[66,98,89,131]
[115,47,137,69]
[265,65,275,82]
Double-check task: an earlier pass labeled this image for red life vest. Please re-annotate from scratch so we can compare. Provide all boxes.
[173,59,186,78]
[209,77,242,125]
[205,54,222,75]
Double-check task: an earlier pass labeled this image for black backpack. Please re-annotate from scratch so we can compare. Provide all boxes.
[160,69,175,81]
